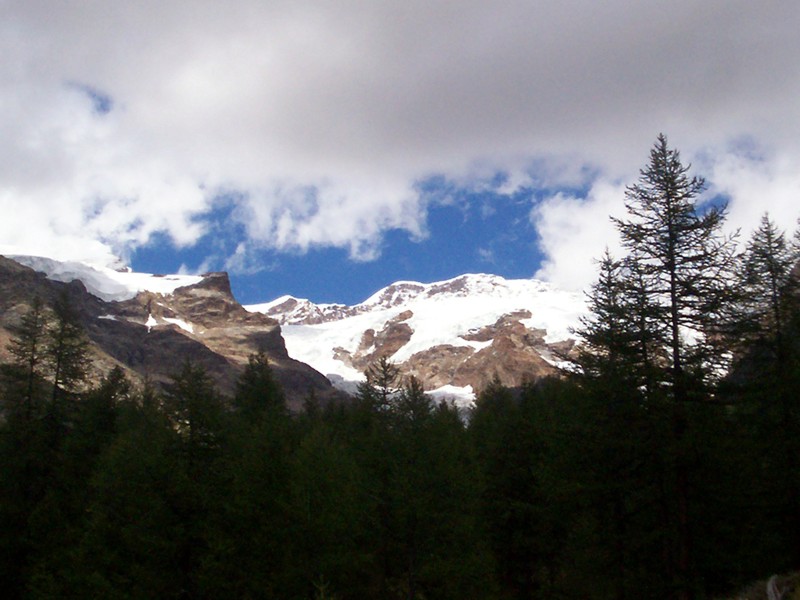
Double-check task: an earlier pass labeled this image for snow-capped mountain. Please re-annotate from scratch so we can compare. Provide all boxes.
[247,274,587,404]
[1,253,588,407]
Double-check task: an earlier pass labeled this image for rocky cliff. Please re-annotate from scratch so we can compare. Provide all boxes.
[0,256,336,408]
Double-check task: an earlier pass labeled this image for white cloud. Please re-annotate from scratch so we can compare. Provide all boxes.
[1,1,799,274]
[708,148,800,242]
[532,180,627,291]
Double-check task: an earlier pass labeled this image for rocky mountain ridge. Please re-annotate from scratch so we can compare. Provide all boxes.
[248,273,586,403]
[1,255,587,406]
[0,255,335,408]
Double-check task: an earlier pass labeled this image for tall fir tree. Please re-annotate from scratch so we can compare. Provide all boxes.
[737,213,799,362]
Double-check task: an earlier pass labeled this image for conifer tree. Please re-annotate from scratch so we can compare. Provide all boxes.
[613,134,738,394]
[357,355,401,412]
[573,252,673,597]
[46,291,90,404]
[234,351,285,419]
[737,213,799,359]
[161,361,225,471]
[734,214,800,566]
[606,134,738,598]
[6,296,49,418]
[393,376,432,427]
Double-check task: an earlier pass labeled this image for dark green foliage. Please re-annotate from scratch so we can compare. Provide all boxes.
[5,295,48,416]
[728,215,800,569]
[358,355,401,413]
[161,361,227,471]
[75,401,191,598]
[599,135,741,598]
[234,350,286,418]
[46,290,90,403]
[472,377,579,598]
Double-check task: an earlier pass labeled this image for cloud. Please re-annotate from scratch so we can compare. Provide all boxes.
[532,180,627,291]
[1,1,799,276]
[708,146,800,241]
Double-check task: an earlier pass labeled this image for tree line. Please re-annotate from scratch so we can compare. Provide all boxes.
[1,134,799,598]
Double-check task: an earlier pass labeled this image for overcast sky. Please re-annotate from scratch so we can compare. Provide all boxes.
[2,1,799,303]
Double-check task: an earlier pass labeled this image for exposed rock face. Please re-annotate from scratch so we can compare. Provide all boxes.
[0,256,336,408]
[336,311,415,374]
[404,311,573,392]
[251,273,586,399]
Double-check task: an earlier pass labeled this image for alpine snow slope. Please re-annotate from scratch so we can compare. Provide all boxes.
[247,274,586,405]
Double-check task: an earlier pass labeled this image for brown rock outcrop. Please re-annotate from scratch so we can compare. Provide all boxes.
[0,256,336,408]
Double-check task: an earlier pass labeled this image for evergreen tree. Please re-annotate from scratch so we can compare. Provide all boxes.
[161,361,225,471]
[74,393,189,598]
[201,358,295,597]
[392,375,432,428]
[733,214,800,566]
[471,379,560,598]
[575,251,659,395]
[571,251,670,598]
[46,290,90,405]
[737,213,799,362]
[358,355,401,413]
[5,296,49,419]
[613,134,738,394]
[607,134,738,598]
[284,419,369,598]
[159,362,228,596]
[233,351,286,419]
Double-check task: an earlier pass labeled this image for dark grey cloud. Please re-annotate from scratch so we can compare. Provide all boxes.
[1,0,798,282]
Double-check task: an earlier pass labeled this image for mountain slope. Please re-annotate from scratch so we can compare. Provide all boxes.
[247,273,586,402]
[0,255,336,408]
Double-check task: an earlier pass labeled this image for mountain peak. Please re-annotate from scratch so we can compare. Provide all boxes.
[248,273,586,403]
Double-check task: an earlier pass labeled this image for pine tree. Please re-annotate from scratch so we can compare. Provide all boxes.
[5,296,49,420]
[357,356,401,413]
[734,214,800,566]
[608,134,739,598]
[234,351,286,419]
[737,213,799,361]
[46,291,90,404]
